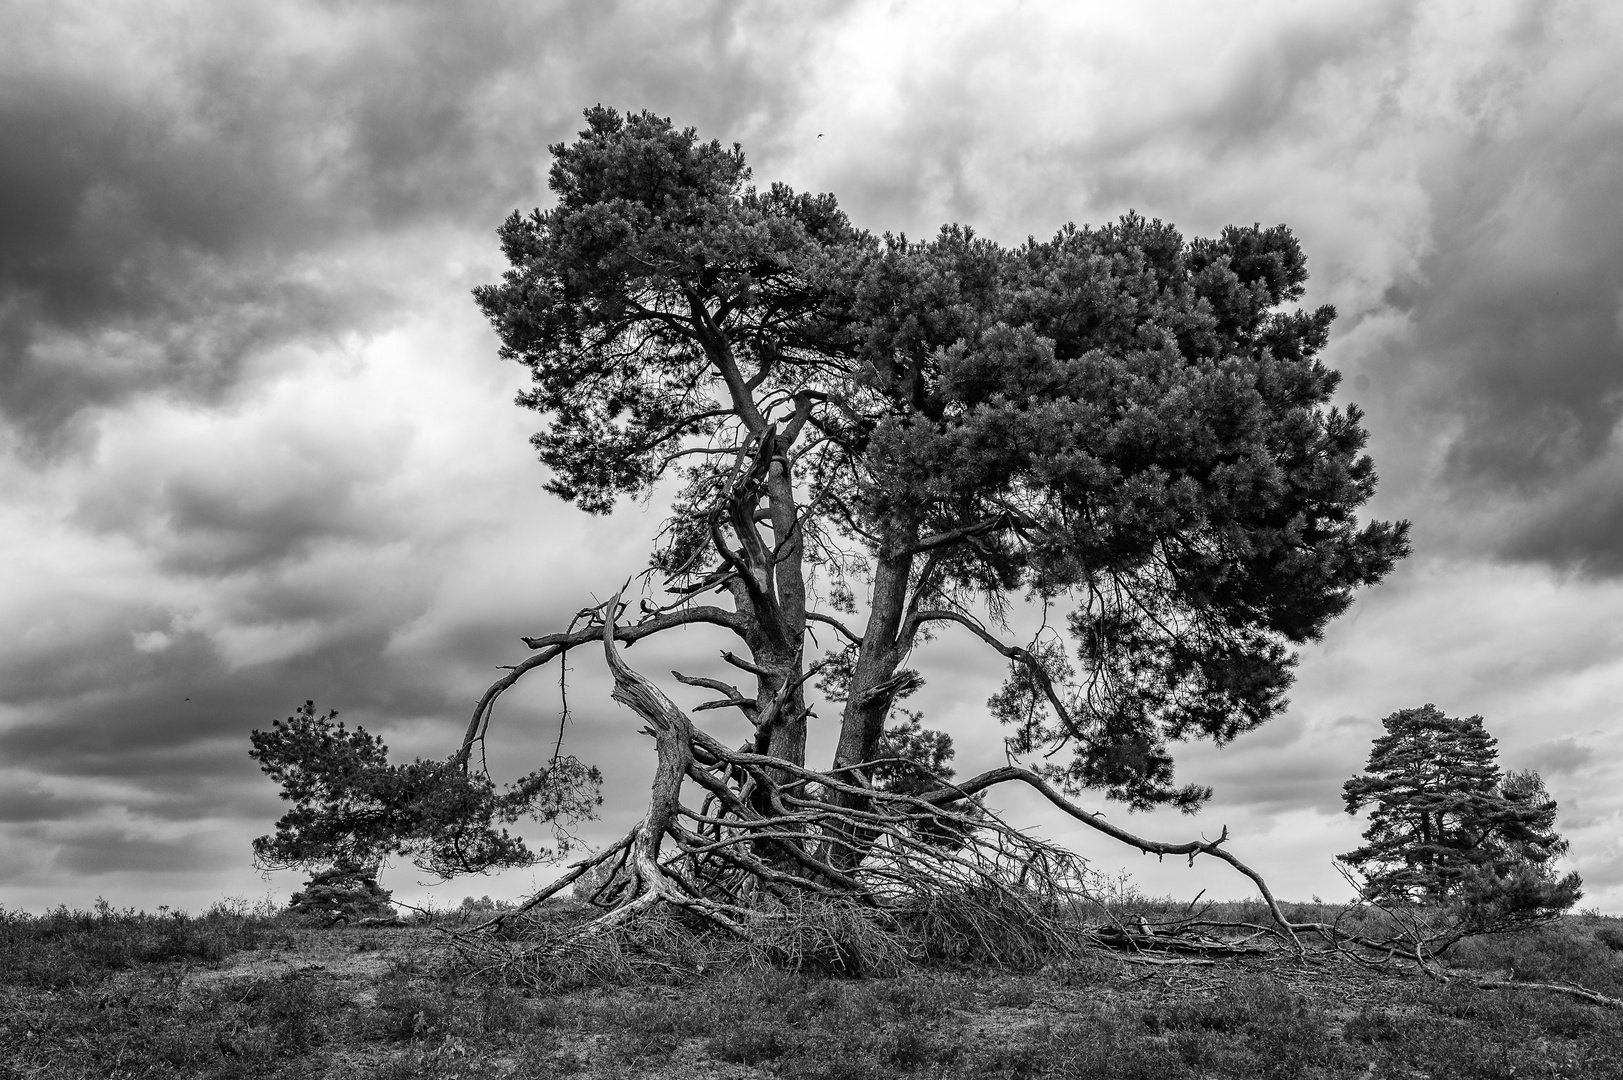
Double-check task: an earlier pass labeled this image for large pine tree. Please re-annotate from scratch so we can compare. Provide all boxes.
[450,106,1413,926]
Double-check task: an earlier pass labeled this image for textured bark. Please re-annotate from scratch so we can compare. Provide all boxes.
[833,554,913,774]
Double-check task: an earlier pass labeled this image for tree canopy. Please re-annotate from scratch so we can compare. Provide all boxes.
[1341,704,1582,925]
[470,106,1409,820]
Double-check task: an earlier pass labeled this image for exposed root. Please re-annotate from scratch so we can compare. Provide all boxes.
[447,598,1296,984]
[446,598,1620,1010]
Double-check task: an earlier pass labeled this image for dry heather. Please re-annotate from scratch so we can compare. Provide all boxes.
[2,898,1620,1079]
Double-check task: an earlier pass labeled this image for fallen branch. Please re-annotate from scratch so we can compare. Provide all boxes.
[918,766,1303,955]
[1088,927,1272,957]
[1115,954,1217,968]
[1455,976,1621,1010]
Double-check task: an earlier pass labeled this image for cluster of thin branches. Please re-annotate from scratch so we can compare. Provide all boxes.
[451,730,1107,977]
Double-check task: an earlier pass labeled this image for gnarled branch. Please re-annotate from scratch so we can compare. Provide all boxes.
[456,603,743,768]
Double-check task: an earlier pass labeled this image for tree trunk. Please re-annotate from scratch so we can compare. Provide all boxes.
[749,435,809,766]
[833,554,913,773]
[759,689,807,763]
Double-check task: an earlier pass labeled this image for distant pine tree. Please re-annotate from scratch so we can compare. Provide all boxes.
[1341,704,1581,928]
[288,862,395,924]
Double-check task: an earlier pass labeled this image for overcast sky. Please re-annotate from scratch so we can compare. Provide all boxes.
[4,0,1622,916]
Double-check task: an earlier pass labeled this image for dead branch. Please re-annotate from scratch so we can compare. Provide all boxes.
[1115,954,1217,968]
[1088,927,1271,957]
[917,765,1303,953]
[1454,977,1621,1010]
[456,602,744,768]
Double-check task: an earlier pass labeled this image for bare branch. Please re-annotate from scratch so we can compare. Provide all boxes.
[720,649,775,680]
[910,608,1093,747]
[904,516,1005,556]
[807,610,863,645]
[455,603,743,768]
[672,669,758,718]
[916,765,1302,953]
[671,670,750,700]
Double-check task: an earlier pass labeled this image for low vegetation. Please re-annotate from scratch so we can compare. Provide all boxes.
[3,895,1619,1079]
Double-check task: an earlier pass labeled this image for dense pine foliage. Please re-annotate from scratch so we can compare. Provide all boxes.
[1342,704,1582,926]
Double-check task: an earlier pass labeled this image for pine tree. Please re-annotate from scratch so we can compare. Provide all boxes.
[1341,705,1581,926]
[249,701,602,884]
[439,106,1410,929]
[287,862,397,925]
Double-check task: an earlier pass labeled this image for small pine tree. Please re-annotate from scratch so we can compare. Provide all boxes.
[870,713,977,850]
[868,712,956,797]
[1341,704,1582,927]
[288,862,396,924]
[250,701,603,883]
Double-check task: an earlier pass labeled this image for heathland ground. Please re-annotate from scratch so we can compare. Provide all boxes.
[4,894,1621,1079]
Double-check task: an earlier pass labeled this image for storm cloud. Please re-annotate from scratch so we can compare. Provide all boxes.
[0,0,843,450]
